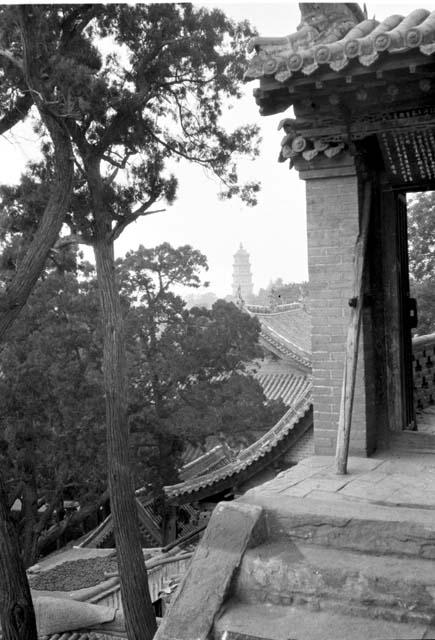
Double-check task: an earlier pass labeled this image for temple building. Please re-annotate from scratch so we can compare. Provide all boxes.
[243,2,435,458]
[231,243,254,303]
[156,5,435,639]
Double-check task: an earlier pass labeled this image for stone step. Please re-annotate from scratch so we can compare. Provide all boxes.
[240,493,435,559]
[213,601,433,640]
[390,432,435,453]
[232,541,435,626]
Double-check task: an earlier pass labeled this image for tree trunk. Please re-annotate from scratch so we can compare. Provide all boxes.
[94,237,157,640]
[21,477,38,569]
[156,434,178,546]
[0,112,73,640]
[0,10,74,638]
[0,475,37,640]
[0,113,73,339]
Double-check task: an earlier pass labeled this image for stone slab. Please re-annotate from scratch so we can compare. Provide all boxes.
[239,493,435,558]
[214,602,428,640]
[242,453,435,522]
[337,480,401,501]
[234,542,435,624]
[154,501,265,640]
[240,492,435,527]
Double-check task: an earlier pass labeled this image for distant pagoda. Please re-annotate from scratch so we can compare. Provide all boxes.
[232,243,254,303]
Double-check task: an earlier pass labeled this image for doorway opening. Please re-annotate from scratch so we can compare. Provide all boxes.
[406,190,435,435]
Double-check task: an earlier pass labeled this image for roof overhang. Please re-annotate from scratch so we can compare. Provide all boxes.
[246,6,435,190]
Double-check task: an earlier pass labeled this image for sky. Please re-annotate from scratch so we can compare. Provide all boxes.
[0,1,427,298]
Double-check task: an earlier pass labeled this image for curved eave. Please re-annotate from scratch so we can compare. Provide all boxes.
[259,329,312,369]
[164,389,313,504]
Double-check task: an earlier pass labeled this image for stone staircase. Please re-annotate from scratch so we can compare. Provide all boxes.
[213,520,435,638]
[214,534,435,639]
[156,455,435,640]
[212,457,435,640]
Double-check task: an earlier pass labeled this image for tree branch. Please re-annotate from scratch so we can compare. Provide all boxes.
[0,92,33,136]
[53,233,91,249]
[32,491,59,538]
[102,150,134,185]
[96,88,152,154]
[37,489,110,554]
[110,208,165,243]
[7,481,24,511]
[0,49,23,72]
[147,127,216,165]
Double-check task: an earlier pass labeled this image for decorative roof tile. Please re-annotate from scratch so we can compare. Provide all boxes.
[245,8,435,83]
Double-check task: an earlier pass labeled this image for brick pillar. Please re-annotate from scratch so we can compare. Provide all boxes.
[296,154,373,456]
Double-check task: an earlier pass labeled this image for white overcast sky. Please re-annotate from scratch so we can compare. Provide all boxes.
[0,1,427,297]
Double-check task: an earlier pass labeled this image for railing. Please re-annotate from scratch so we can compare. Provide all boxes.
[412,332,435,411]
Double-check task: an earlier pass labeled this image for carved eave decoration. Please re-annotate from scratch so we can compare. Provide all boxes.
[245,3,435,188]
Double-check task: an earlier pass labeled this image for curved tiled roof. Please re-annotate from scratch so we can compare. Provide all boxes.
[179,443,236,481]
[245,9,435,83]
[78,496,162,549]
[247,303,312,368]
[164,386,313,501]
[255,371,311,406]
[18,549,194,640]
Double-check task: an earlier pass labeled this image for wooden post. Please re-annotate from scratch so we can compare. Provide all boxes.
[336,180,373,474]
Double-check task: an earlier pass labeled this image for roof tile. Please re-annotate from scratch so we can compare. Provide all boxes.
[245,8,435,82]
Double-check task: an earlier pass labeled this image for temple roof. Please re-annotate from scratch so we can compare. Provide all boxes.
[247,303,312,369]
[178,443,237,481]
[78,495,162,549]
[164,387,312,502]
[245,8,435,84]
[23,545,192,640]
[255,370,311,405]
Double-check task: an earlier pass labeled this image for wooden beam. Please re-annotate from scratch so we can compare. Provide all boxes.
[336,180,373,475]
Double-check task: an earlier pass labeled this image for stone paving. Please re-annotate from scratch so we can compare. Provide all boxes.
[244,451,435,510]
[417,406,435,435]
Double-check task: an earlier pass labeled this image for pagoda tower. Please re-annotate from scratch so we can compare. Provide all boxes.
[232,243,254,302]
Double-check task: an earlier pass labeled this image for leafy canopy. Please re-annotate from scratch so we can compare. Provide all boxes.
[1,4,261,249]
[0,241,284,555]
[122,244,285,489]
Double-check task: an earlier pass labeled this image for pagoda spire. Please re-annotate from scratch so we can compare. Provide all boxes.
[232,243,254,302]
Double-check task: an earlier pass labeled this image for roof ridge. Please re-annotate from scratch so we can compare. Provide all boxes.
[246,301,305,314]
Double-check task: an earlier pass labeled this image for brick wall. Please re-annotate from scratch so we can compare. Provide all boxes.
[303,162,370,456]
[413,333,435,411]
[283,425,314,464]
